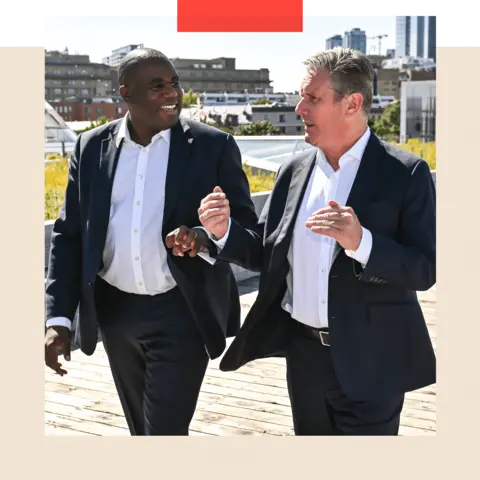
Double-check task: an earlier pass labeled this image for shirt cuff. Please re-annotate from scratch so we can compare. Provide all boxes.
[345,227,372,268]
[197,218,231,252]
[197,251,216,265]
[46,317,72,330]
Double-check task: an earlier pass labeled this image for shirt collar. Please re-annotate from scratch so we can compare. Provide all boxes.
[316,126,371,168]
[115,112,171,148]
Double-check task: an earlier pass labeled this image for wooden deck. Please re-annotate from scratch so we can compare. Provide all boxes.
[45,278,436,436]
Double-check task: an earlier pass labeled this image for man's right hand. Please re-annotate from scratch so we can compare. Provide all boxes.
[198,186,230,240]
[45,326,71,376]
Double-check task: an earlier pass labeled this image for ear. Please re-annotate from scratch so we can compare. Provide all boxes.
[345,93,364,117]
[119,85,130,103]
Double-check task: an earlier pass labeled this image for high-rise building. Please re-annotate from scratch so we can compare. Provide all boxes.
[396,16,411,56]
[424,16,436,61]
[410,16,425,57]
[343,28,367,54]
[102,44,144,68]
[326,35,343,50]
[396,16,436,61]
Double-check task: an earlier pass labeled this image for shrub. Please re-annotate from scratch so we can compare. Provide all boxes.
[45,157,68,220]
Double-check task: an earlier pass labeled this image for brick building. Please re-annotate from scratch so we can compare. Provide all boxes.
[49,97,127,122]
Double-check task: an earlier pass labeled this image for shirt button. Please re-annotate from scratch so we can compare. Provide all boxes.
[138,281,143,286]
[136,201,141,206]
[321,300,326,304]
[321,268,326,273]
[135,256,140,260]
[134,228,138,233]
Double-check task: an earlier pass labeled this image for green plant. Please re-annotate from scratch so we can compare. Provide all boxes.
[45,157,69,220]
[44,141,435,220]
[243,165,275,193]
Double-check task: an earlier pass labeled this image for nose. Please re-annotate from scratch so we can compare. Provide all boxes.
[163,86,178,98]
[295,98,306,116]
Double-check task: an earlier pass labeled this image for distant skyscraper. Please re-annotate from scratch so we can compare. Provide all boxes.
[343,28,367,54]
[396,16,411,57]
[326,35,343,50]
[410,16,425,57]
[424,16,436,61]
[396,16,436,61]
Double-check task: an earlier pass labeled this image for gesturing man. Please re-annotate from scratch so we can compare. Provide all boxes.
[194,47,436,435]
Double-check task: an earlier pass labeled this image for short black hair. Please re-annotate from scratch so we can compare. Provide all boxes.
[118,48,171,85]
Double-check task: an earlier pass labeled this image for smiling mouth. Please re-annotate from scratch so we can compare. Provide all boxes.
[159,104,178,112]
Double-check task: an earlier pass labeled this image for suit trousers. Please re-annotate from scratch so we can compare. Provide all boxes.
[284,312,405,435]
[94,276,209,435]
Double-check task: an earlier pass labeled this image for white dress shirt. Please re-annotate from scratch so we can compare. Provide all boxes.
[46,114,223,330]
[281,127,373,328]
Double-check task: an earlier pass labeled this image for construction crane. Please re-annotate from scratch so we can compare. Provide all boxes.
[368,34,388,55]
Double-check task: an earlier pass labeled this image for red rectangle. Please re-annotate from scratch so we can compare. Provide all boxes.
[177,0,303,32]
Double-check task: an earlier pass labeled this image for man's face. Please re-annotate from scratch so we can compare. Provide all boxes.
[120,59,184,131]
[296,69,349,148]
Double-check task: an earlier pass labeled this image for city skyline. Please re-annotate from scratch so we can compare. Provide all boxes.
[45,16,396,92]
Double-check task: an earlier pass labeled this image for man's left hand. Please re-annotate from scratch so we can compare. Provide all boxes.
[165,226,210,257]
[305,200,363,252]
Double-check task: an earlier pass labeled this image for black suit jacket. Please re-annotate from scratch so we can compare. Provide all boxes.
[214,133,436,400]
[45,117,258,359]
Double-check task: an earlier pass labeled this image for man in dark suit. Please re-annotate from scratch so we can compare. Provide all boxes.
[191,47,436,435]
[44,48,258,435]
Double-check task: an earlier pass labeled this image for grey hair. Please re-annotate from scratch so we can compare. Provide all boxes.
[118,48,171,85]
[303,47,375,114]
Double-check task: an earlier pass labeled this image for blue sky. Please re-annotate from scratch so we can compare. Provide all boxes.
[45,16,396,92]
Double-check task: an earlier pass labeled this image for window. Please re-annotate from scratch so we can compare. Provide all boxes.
[67,89,75,95]
[117,107,122,114]
[279,114,286,123]
[54,88,62,95]
[264,115,269,121]
[96,107,104,115]
[81,89,89,96]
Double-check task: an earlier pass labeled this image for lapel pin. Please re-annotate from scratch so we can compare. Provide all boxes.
[187,138,193,144]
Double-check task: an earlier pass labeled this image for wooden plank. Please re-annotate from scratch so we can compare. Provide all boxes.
[45,281,437,436]
[45,412,129,436]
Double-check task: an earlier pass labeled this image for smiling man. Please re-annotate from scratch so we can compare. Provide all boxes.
[44,48,258,435]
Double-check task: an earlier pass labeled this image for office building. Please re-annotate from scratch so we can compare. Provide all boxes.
[326,35,343,50]
[102,44,144,68]
[343,28,367,54]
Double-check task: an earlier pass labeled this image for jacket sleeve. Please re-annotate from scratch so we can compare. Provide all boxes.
[358,159,436,291]
[45,135,83,322]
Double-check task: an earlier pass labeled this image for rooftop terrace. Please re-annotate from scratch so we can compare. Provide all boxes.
[45,276,436,436]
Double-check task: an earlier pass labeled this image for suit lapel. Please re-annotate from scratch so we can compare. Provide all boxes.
[331,132,384,263]
[269,151,317,270]
[345,133,383,216]
[163,118,193,227]
[88,121,123,269]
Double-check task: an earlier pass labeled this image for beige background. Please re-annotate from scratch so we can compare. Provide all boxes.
[1,46,477,477]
